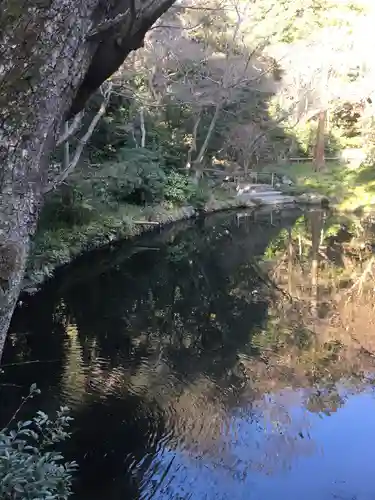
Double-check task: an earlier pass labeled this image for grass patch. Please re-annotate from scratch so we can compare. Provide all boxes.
[276,161,375,212]
[276,162,352,199]
[27,203,194,286]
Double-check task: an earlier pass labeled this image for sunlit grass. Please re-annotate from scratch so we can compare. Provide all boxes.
[277,161,375,211]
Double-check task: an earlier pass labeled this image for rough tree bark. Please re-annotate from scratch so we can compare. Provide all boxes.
[0,0,176,359]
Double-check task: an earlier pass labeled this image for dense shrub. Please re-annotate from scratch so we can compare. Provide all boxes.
[164,172,196,204]
[90,147,167,205]
[0,385,77,500]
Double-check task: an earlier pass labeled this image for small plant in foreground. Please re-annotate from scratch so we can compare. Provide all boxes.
[0,384,77,499]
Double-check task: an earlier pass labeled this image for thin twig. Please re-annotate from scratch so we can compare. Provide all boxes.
[44,83,112,194]
[1,391,34,432]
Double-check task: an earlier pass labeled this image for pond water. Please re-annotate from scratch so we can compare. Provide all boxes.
[2,207,375,500]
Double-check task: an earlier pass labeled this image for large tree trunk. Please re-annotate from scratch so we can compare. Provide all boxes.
[0,0,175,359]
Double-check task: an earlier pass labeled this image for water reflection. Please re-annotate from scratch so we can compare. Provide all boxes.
[2,208,375,499]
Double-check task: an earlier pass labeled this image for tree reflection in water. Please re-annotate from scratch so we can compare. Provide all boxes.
[2,208,375,499]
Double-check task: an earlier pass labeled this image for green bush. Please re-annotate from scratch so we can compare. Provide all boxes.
[39,187,96,230]
[0,385,77,500]
[90,147,167,205]
[164,172,195,204]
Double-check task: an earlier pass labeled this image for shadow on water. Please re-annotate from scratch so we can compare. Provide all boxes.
[3,207,375,499]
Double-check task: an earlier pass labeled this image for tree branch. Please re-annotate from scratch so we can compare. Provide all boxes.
[86,10,130,40]
[346,256,375,298]
[56,111,85,147]
[149,21,204,31]
[63,122,70,173]
[186,113,201,170]
[139,107,146,147]
[43,84,112,194]
[194,102,221,167]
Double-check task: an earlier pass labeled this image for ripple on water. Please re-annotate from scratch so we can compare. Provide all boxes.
[7,209,375,500]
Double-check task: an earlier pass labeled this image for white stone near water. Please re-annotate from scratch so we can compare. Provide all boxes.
[282,175,293,186]
[236,182,296,206]
[236,183,253,195]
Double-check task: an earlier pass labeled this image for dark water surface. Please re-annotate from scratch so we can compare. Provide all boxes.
[2,207,375,500]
